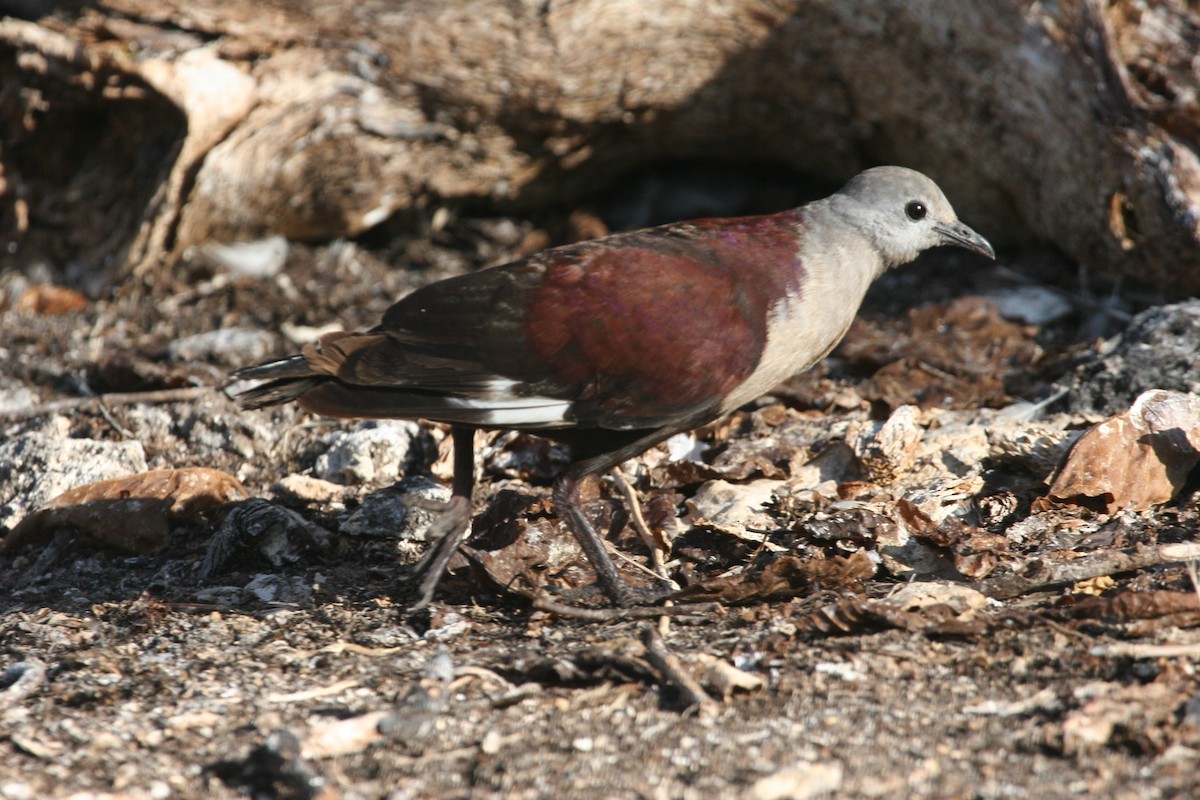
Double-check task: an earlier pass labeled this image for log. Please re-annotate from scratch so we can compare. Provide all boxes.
[1,0,1198,292]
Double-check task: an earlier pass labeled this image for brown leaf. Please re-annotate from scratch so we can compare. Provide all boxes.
[896,499,1009,579]
[15,284,89,315]
[461,491,649,598]
[8,499,174,555]
[800,596,892,635]
[647,459,725,489]
[838,296,1039,411]
[3,468,249,555]
[462,519,561,597]
[1048,390,1200,513]
[1065,590,1200,622]
[44,467,248,516]
[801,583,989,637]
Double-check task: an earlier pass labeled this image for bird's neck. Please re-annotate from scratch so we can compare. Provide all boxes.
[715,211,882,415]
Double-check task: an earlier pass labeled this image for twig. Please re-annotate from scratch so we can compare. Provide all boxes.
[94,397,136,438]
[450,665,516,693]
[1089,641,1200,659]
[978,543,1200,600]
[609,469,667,577]
[159,273,234,313]
[609,468,678,637]
[640,624,716,713]
[267,678,360,703]
[605,538,672,581]
[0,386,211,422]
[1043,618,1094,643]
[1186,559,1200,608]
[314,642,404,658]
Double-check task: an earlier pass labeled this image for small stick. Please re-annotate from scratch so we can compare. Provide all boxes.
[979,543,1200,600]
[1089,641,1200,659]
[94,397,136,438]
[609,468,668,577]
[640,624,716,713]
[1186,559,1200,607]
[0,386,211,422]
[609,468,677,637]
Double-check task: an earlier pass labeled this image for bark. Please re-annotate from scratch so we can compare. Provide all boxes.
[2,0,1198,293]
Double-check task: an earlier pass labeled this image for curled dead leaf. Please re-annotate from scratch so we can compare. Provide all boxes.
[846,404,922,483]
[1065,590,1200,622]
[896,499,1009,579]
[801,583,989,637]
[2,467,249,555]
[1048,390,1200,513]
[15,284,89,315]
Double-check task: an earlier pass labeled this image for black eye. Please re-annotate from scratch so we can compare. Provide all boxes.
[905,201,927,221]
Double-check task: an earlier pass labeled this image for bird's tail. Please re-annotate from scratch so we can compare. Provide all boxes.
[229,356,322,410]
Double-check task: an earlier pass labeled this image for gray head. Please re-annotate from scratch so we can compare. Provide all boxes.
[828,166,994,269]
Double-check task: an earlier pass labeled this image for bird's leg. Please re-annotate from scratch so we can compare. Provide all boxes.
[409,426,476,610]
[552,430,684,606]
[552,475,675,607]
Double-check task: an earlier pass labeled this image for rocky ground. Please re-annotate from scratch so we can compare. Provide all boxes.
[3,173,1200,799]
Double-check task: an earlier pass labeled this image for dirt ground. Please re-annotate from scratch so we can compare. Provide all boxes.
[3,173,1200,800]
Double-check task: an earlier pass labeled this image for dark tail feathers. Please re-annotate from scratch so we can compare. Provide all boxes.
[230,356,321,409]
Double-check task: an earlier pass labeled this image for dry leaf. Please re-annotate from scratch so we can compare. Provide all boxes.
[1065,590,1200,621]
[1048,390,1200,513]
[301,711,389,759]
[3,467,249,555]
[15,284,89,315]
[897,499,1010,579]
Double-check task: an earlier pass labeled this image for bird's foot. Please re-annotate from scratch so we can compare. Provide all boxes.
[610,579,677,608]
[407,495,473,612]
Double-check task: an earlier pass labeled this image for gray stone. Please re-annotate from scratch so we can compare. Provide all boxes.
[168,328,280,367]
[0,427,148,530]
[315,420,426,485]
[340,476,451,541]
[1069,300,1200,415]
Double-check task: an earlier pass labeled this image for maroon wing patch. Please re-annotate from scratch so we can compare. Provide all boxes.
[525,213,804,427]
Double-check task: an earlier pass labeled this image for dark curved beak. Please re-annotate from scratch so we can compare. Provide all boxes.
[934,221,995,260]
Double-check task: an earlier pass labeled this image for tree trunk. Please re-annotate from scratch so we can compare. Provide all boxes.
[2,0,1198,293]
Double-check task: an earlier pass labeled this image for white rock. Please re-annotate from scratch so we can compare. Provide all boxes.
[168,327,280,366]
[988,285,1073,325]
[0,432,147,530]
[315,420,424,485]
[685,478,786,539]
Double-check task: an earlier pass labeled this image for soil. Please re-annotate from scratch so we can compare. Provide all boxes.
[2,176,1199,800]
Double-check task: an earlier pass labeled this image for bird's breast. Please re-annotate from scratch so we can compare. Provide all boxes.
[716,244,881,415]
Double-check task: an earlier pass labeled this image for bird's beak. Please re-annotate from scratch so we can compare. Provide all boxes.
[934,221,995,260]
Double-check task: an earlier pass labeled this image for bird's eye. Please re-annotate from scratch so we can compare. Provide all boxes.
[905,201,927,221]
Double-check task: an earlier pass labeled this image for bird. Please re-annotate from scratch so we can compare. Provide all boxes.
[232,166,995,609]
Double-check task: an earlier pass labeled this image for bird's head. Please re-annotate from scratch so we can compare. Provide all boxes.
[829,166,995,270]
